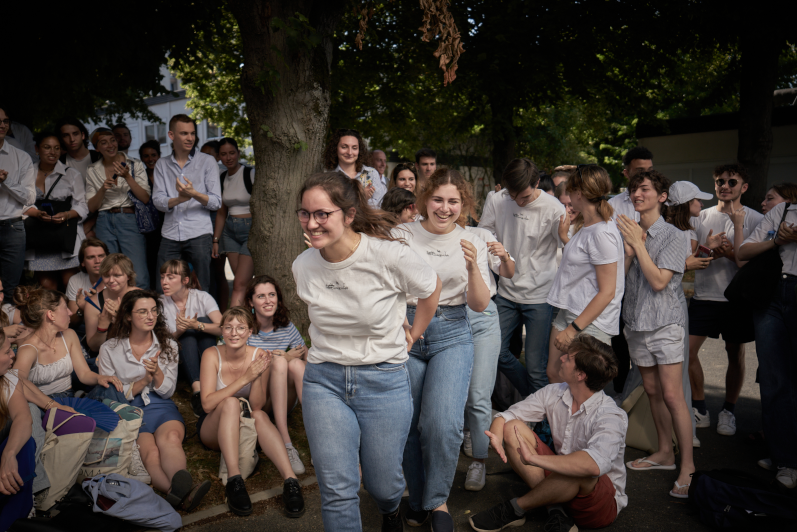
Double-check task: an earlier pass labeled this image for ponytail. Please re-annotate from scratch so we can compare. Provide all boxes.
[565,165,614,231]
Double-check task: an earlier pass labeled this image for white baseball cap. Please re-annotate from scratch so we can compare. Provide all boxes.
[667,181,713,206]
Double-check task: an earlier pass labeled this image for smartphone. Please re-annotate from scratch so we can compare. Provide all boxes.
[111,161,126,185]
[697,245,713,259]
[40,202,55,216]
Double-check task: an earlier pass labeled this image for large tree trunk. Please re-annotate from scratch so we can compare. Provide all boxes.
[228,0,346,334]
[490,93,517,185]
[736,32,784,212]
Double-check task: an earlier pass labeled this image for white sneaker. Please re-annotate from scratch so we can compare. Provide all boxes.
[463,430,473,458]
[717,409,736,436]
[693,408,710,428]
[129,443,151,484]
[286,445,306,475]
[758,458,773,471]
[693,435,701,448]
[776,467,797,489]
[464,461,486,491]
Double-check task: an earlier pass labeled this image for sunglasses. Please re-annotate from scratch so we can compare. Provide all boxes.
[715,178,739,188]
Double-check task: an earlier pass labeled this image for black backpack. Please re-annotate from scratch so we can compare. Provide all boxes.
[220,165,253,195]
[688,469,797,529]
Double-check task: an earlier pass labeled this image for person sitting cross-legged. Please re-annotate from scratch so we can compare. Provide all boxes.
[469,335,627,532]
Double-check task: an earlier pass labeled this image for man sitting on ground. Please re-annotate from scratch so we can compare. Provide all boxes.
[469,335,627,532]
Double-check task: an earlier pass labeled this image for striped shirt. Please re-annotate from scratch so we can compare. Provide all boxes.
[496,382,628,516]
[247,322,306,352]
[622,215,687,331]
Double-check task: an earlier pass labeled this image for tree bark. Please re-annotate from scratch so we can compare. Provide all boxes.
[736,32,784,212]
[228,0,346,334]
[490,93,517,185]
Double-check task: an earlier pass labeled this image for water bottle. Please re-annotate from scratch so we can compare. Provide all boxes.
[764,230,776,242]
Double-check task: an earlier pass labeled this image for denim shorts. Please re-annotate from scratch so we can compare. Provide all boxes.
[220,216,251,256]
[552,308,614,345]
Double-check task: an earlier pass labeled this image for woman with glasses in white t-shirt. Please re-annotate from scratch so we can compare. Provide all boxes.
[293,171,440,532]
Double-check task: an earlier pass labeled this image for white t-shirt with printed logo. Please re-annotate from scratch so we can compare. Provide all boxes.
[692,205,764,302]
[292,234,438,366]
[479,189,566,304]
[547,221,625,335]
[398,221,492,307]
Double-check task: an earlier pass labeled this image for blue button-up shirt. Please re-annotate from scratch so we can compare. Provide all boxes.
[152,148,221,241]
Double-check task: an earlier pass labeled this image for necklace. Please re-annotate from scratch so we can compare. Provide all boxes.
[36,332,59,353]
[225,350,247,372]
[321,233,362,263]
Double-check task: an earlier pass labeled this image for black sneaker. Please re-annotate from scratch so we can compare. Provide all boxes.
[283,478,305,518]
[468,500,526,532]
[430,510,454,532]
[543,508,577,532]
[382,508,403,532]
[225,476,253,516]
[404,506,430,527]
[190,391,203,418]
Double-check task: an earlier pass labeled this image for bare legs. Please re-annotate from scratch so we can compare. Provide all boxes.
[689,335,745,405]
[546,327,565,384]
[269,356,306,445]
[138,420,187,493]
[227,252,254,308]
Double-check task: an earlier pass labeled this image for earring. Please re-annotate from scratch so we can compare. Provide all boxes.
[251,308,255,314]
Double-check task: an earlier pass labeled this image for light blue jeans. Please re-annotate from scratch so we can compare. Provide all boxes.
[404,304,474,511]
[465,300,501,459]
[496,295,553,396]
[95,211,149,289]
[302,360,412,532]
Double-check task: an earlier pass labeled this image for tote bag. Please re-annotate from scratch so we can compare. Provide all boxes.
[37,409,95,510]
[219,398,259,485]
[79,400,143,481]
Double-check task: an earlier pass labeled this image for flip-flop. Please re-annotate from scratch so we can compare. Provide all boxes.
[626,458,677,471]
[669,480,690,499]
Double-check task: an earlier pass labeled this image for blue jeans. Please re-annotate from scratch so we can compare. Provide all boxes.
[0,437,36,531]
[0,218,26,300]
[95,211,149,289]
[753,275,797,469]
[302,361,412,532]
[179,316,216,384]
[404,304,474,511]
[465,300,501,459]
[157,233,213,294]
[495,295,553,396]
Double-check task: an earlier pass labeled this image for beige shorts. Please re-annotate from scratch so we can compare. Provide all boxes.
[553,308,614,345]
[624,324,685,367]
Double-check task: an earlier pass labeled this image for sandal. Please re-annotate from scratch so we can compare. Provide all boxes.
[669,480,690,499]
[626,457,677,471]
[182,480,212,512]
[165,469,193,508]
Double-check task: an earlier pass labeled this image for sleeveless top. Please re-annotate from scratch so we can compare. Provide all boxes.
[21,333,73,395]
[215,346,259,399]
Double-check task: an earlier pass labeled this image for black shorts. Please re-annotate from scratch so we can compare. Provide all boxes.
[688,298,755,344]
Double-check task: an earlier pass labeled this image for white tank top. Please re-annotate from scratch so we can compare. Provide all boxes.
[215,346,259,398]
[21,333,73,396]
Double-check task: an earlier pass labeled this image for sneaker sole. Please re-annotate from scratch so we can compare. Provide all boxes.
[695,420,710,428]
[464,481,485,491]
[717,427,736,436]
[468,515,526,532]
[291,464,306,475]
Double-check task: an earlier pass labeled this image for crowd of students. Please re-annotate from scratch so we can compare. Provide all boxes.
[2,104,797,532]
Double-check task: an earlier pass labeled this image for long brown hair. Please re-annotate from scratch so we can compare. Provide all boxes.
[322,129,368,172]
[416,168,476,228]
[14,286,67,330]
[666,202,694,232]
[244,275,291,330]
[298,171,402,242]
[107,290,178,363]
[771,182,797,203]
[566,165,614,233]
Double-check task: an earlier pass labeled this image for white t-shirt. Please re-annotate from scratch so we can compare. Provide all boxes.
[292,234,438,366]
[65,272,96,302]
[547,221,625,335]
[693,205,764,302]
[398,222,491,307]
[2,370,19,402]
[159,289,220,333]
[743,202,797,276]
[222,165,254,216]
[608,191,640,223]
[479,189,566,304]
[2,303,16,325]
[65,152,93,184]
[464,226,509,298]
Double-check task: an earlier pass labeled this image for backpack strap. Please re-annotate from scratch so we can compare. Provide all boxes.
[243,166,253,195]
[220,170,228,195]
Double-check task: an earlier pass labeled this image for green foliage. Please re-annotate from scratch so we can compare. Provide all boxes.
[272,12,323,52]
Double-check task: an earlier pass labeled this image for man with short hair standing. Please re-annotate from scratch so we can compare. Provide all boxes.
[609,146,654,223]
[415,148,437,189]
[370,149,388,191]
[0,105,36,300]
[689,163,763,437]
[112,123,132,154]
[152,114,221,292]
[468,335,627,532]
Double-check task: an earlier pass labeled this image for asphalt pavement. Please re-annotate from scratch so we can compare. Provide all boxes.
[187,337,791,531]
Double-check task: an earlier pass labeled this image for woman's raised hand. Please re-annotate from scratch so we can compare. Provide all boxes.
[245,351,271,382]
[461,239,479,270]
[558,214,571,243]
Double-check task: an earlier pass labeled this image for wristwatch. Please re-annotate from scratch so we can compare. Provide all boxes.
[198,322,205,332]
[212,237,220,243]
[570,321,583,333]
[76,309,84,317]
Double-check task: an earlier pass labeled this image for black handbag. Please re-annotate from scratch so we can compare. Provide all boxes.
[724,203,790,310]
[24,172,80,254]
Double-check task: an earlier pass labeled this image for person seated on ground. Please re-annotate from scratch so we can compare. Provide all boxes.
[245,275,308,476]
[0,329,37,529]
[66,238,108,331]
[1,281,28,342]
[198,307,305,517]
[13,286,121,399]
[159,259,222,416]
[469,335,627,532]
[97,290,211,511]
[380,187,417,224]
[390,162,418,194]
[84,253,140,353]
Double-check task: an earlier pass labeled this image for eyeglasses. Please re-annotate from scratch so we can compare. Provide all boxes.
[715,178,739,188]
[296,208,342,223]
[0,119,10,126]
[132,309,160,317]
[223,325,249,335]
